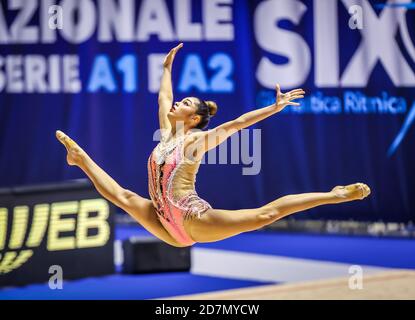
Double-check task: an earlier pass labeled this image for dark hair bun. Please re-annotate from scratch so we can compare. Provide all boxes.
[205,101,218,117]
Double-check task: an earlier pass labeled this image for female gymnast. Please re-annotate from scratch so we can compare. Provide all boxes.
[56,43,371,248]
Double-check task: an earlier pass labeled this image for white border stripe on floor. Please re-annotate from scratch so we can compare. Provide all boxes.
[191,248,390,283]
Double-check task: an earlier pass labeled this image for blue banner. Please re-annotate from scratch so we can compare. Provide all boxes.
[0,0,414,222]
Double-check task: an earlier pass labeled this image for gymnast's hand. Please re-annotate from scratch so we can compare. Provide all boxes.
[163,43,183,70]
[274,84,305,112]
[56,130,86,166]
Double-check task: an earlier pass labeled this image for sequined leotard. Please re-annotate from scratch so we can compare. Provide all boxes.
[147,132,212,246]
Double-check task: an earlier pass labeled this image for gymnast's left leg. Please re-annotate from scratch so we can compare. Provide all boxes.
[185,183,370,243]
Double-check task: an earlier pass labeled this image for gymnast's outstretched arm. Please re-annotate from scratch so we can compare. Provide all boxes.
[189,84,305,156]
[158,43,183,142]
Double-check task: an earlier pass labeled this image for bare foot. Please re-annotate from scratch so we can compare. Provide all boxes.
[331,183,371,202]
[56,130,85,166]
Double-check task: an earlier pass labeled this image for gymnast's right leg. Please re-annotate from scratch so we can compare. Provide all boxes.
[55,130,187,247]
[186,184,371,243]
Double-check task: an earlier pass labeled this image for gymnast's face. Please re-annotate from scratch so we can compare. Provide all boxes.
[168,97,201,128]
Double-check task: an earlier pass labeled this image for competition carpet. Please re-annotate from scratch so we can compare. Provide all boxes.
[1,225,414,300]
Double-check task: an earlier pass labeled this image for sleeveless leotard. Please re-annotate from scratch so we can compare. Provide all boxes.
[147,132,212,246]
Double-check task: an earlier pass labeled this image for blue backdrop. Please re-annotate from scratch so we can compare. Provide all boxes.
[0,0,414,222]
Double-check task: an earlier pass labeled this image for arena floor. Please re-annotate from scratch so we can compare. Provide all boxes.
[169,270,415,300]
[1,226,414,300]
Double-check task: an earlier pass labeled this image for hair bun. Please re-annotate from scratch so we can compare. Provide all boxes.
[205,101,218,117]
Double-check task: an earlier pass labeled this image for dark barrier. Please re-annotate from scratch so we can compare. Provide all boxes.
[0,179,115,287]
[122,236,191,274]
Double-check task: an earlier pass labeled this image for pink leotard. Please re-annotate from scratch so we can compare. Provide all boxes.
[147,132,212,246]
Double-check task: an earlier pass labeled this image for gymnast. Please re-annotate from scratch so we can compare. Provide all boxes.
[56,43,370,247]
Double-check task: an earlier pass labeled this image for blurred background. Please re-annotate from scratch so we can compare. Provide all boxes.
[0,0,414,299]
